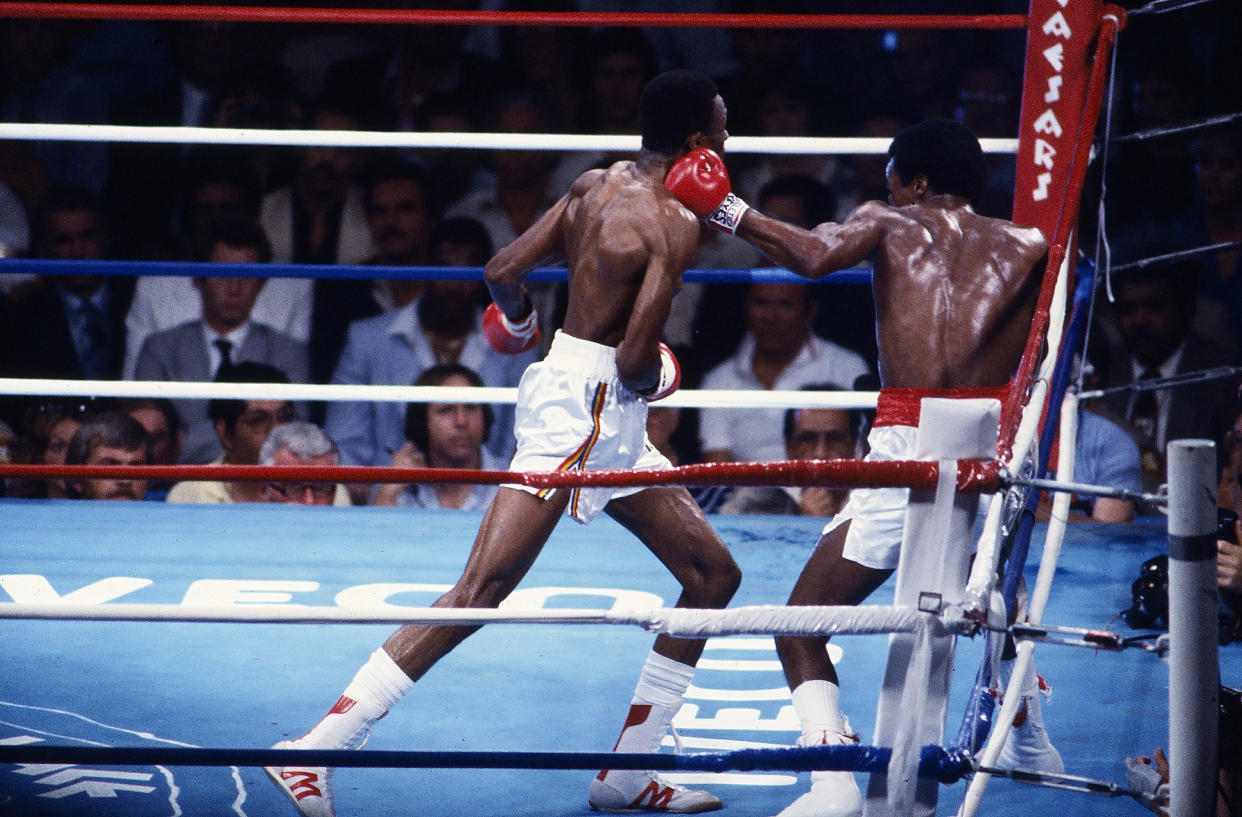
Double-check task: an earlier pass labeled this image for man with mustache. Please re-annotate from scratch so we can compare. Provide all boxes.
[259,98,376,267]
[64,410,149,501]
[309,158,438,387]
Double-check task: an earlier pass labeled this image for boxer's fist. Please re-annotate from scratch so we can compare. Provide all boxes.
[640,343,682,402]
[664,147,750,234]
[483,302,540,355]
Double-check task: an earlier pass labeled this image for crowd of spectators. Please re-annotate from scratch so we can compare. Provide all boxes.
[0,1,1239,519]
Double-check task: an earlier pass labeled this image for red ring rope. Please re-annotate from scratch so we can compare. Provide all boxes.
[0,3,1026,29]
[1,459,1002,494]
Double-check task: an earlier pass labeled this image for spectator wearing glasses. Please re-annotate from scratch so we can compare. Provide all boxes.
[718,385,861,516]
[166,362,295,504]
[261,421,350,506]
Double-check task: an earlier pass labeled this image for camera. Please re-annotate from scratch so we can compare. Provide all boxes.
[1219,508,1240,545]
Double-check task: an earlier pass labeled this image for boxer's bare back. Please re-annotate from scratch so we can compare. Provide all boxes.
[741,190,1047,390]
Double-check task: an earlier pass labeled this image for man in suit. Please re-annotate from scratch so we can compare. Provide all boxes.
[325,217,526,489]
[1,186,135,429]
[2,186,134,380]
[133,218,308,463]
[259,97,376,267]
[1101,261,1241,500]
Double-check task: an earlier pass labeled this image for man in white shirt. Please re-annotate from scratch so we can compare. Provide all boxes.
[698,282,870,462]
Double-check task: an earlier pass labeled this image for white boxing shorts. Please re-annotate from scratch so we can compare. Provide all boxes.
[827,424,917,570]
[507,331,673,524]
[828,383,1010,570]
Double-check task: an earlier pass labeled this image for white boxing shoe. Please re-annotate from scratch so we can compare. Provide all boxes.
[995,673,1063,774]
[771,725,863,817]
[589,770,723,813]
[265,739,336,817]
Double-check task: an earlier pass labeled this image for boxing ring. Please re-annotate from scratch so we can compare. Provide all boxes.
[2,500,1221,817]
[1,1,1239,816]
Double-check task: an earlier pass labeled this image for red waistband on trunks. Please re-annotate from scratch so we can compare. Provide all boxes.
[873,383,1010,428]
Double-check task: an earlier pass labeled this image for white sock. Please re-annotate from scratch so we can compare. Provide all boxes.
[791,680,846,735]
[297,649,412,749]
[613,651,695,754]
[632,650,695,708]
[343,648,415,712]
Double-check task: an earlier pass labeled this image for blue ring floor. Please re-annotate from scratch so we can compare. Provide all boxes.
[1,499,1235,816]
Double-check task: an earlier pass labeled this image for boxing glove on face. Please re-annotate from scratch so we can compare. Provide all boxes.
[640,343,682,402]
[482,302,540,355]
[664,147,750,234]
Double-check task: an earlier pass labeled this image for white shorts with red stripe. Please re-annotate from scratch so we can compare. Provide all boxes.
[507,331,672,524]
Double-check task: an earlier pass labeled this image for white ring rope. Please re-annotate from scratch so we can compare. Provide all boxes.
[0,601,943,638]
[0,123,1019,155]
[0,377,880,410]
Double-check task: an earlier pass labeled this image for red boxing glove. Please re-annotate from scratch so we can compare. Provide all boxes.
[664,147,750,234]
[640,343,682,402]
[482,302,540,355]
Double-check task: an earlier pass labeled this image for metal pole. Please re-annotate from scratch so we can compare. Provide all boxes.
[1165,439,1219,817]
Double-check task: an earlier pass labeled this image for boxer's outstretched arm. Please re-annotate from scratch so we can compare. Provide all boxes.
[484,194,570,319]
[737,202,886,280]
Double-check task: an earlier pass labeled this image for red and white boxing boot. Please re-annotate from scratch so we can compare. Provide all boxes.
[590,703,722,813]
[266,738,336,817]
[265,691,387,817]
[589,768,723,814]
[770,723,863,817]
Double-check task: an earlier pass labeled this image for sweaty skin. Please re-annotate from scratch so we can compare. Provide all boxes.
[379,96,739,684]
[734,163,1048,692]
[484,99,726,392]
[737,170,1047,390]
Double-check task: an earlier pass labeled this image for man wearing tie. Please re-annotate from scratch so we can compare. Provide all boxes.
[1101,261,1240,501]
[133,217,308,463]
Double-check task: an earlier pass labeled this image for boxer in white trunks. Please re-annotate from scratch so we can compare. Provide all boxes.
[666,118,1051,816]
[266,70,741,817]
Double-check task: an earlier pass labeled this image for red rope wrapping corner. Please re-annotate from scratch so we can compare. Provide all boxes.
[995,7,1125,464]
[0,459,1002,495]
[0,4,1026,29]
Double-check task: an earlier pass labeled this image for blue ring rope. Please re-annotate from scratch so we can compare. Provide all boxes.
[0,258,873,285]
[0,742,969,782]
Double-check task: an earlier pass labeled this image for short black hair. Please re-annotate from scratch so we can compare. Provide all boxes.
[429,216,493,264]
[33,185,107,253]
[404,364,494,453]
[887,118,987,204]
[208,361,292,431]
[1111,257,1199,316]
[782,384,863,445]
[116,396,183,436]
[199,215,273,263]
[639,69,719,155]
[758,174,837,228]
[361,154,440,221]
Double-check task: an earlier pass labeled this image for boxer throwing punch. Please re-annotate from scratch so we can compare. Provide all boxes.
[668,119,1053,817]
[266,70,741,817]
